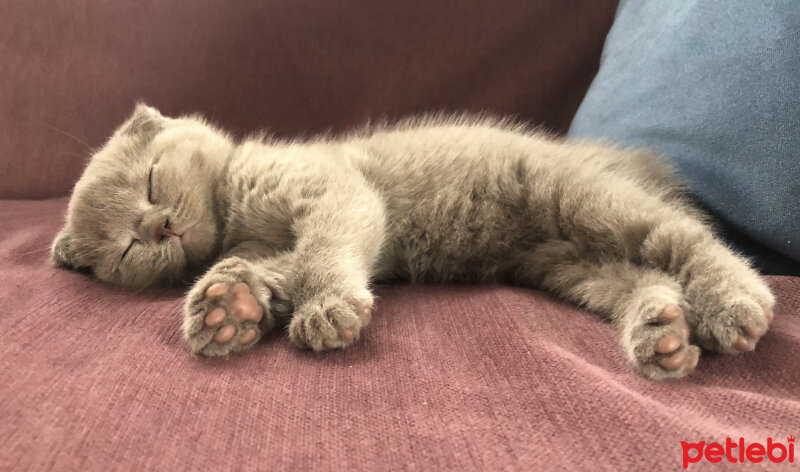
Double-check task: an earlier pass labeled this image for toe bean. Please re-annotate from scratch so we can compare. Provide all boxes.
[204,308,226,327]
[205,283,228,299]
[659,351,686,371]
[655,334,681,354]
[215,325,235,344]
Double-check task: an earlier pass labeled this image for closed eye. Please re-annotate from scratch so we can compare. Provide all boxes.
[121,239,138,260]
[147,167,154,204]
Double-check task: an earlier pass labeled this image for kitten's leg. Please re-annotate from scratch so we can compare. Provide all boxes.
[553,172,775,357]
[184,177,384,354]
[284,180,386,351]
[182,253,293,356]
[640,215,776,354]
[515,241,700,380]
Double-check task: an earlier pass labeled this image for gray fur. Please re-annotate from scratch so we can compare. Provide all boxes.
[53,105,776,380]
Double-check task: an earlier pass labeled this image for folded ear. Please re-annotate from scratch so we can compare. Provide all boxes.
[119,102,164,138]
[51,228,76,269]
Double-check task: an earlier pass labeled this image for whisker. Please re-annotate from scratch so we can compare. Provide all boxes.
[0,244,52,261]
[17,245,52,256]
[43,122,94,152]
[176,194,190,217]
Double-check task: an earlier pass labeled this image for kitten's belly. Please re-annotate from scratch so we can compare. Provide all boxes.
[375,197,535,284]
[358,130,556,283]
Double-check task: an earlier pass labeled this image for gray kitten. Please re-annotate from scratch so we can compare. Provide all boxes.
[52,105,776,380]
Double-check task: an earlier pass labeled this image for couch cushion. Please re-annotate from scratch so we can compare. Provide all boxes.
[2,198,800,470]
[0,0,618,199]
[569,0,800,275]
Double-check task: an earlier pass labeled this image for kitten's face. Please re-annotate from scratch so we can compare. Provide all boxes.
[52,104,234,287]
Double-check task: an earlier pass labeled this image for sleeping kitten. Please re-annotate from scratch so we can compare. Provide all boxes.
[52,104,775,380]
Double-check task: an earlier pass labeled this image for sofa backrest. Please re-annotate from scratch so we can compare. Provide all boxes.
[0,0,618,199]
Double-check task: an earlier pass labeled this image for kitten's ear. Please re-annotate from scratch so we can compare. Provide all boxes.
[120,103,164,138]
[132,102,162,119]
[51,228,76,269]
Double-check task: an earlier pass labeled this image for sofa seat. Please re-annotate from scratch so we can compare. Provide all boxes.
[2,198,799,471]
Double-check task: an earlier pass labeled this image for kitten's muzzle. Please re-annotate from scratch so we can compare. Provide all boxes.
[155,217,176,240]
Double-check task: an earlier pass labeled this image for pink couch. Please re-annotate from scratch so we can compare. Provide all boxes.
[3,1,798,470]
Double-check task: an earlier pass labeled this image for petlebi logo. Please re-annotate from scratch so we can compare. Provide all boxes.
[681,436,795,468]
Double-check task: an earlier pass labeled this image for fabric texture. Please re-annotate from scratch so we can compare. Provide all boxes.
[2,200,800,471]
[568,0,800,275]
[0,0,616,199]
[4,1,800,470]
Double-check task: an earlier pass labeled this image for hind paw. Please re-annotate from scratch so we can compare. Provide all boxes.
[621,295,701,380]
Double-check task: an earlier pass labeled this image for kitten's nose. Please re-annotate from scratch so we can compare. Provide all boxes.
[154,217,176,240]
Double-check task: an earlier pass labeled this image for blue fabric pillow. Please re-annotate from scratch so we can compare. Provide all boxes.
[569,0,800,275]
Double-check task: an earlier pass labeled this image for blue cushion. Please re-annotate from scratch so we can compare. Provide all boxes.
[569,0,800,275]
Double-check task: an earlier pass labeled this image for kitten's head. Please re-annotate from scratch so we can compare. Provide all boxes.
[52,104,234,288]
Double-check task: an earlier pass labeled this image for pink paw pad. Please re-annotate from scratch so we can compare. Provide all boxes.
[733,336,751,351]
[653,304,697,373]
[732,306,772,352]
[205,283,228,298]
[357,305,372,324]
[658,348,700,372]
[654,334,680,354]
[214,325,235,344]
[203,281,266,345]
[231,283,264,323]
[326,296,372,349]
[659,304,683,321]
[239,329,257,345]
[658,351,686,371]
[204,308,226,327]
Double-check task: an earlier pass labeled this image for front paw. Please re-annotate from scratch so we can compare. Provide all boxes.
[183,258,286,356]
[288,291,373,351]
